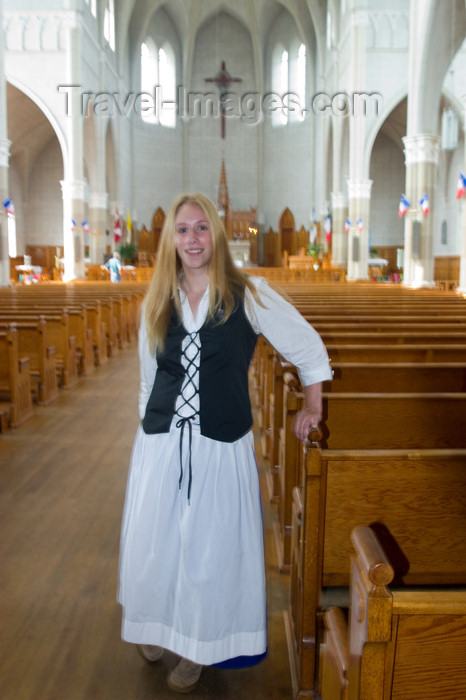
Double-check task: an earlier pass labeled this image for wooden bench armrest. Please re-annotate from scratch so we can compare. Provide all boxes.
[283,370,300,389]
[307,425,323,444]
[351,525,394,586]
[18,356,30,369]
[323,607,349,671]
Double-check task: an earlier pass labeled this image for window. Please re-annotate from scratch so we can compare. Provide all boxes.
[141,41,158,123]
[271,46,289,126]
[140,40,176,127]
[295,43,306,121]
[159,46,176,127]
[103,0,115,51]
[272,42,307,126]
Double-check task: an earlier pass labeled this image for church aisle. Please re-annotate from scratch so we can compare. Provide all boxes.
[0,345,293,699]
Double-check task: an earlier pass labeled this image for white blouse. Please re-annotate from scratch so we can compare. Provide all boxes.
[138,276,333,421]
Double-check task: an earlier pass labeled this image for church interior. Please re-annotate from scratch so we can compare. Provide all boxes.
[1,1,466,699]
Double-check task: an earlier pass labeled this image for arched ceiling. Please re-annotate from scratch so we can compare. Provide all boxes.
[122,0,325,84]
[7,83,59,190]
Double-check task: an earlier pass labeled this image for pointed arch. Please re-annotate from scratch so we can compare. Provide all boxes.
[279,206,295,253]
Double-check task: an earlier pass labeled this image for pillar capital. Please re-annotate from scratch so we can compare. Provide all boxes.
[402,134,440,166]
[89,191,109,210]
[331,191,347,209]
[347,179,373,200]
[60,178,88,201]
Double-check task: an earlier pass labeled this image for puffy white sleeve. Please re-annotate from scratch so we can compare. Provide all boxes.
[245,276,333,387]
[138,309,158,420]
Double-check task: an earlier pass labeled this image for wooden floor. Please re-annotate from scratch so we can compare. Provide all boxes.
[0,345,293,699]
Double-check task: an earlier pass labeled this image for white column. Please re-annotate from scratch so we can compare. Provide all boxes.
[458,95,466,293]
[330,191,347,266]
[0,139,11,285]
[346,2,371,280]
[88,191,109,263]
[346,179,372,280]
[61,179,87,281]
[0,0,11,286]
[61,17,87,280]
[402,134,440,288]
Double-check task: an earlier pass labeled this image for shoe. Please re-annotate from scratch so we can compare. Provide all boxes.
[137,644,164,663]
[167,657,203,693]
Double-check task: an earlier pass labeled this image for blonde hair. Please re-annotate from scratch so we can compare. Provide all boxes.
[144,192,260,352]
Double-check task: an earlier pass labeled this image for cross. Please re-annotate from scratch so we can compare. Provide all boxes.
[205,61,242,139]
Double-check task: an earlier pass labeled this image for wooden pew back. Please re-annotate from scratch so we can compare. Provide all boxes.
[321,392,466,449]
[328,362,466,393]
[287,446,466,699]
[0,327,33,428]
[347,526,466,700]
[0,319,59,405]
[0,311,78,389]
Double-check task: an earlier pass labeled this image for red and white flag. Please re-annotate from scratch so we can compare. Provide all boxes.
[114,210,121,244]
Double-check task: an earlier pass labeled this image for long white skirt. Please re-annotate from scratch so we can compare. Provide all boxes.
[117,422,267,666]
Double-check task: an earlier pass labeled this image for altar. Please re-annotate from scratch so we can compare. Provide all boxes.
[229,239,253,267]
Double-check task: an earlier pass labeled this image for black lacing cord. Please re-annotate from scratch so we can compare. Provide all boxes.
[175,332,200,503]
[175,416,193,503]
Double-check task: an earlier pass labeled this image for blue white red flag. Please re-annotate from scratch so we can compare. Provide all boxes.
[71,218,77,231]
[398,194,410,217]
[456,172,466,199]
[357,218,363,232]
[344,218,351,233]
[3,197,14,215]
[81,218,90,234]
[419,193,429,215]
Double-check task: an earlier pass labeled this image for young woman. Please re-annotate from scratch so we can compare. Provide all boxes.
[118,192,332,693]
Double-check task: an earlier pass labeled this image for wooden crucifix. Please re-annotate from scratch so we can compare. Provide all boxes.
[205,61,242,139]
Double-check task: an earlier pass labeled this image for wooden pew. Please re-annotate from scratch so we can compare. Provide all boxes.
[325,343,466,362]
[0,326,33,429]
[319,330,466,345]
[262,350,466,504]
[0,281,145,369]
[0,302,96,375]
[0,319,59,405]
[274,369,466,570]
[328,361,466,393]
[285,442,466,699]
[320,391,466,449]
[320,526,466,700]
[0,284,143,362]
[0,311,78,389]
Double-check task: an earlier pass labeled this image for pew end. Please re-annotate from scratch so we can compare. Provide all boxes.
[321,526,466,700]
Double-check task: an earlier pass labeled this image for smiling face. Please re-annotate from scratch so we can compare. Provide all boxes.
[174,202,214,275]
